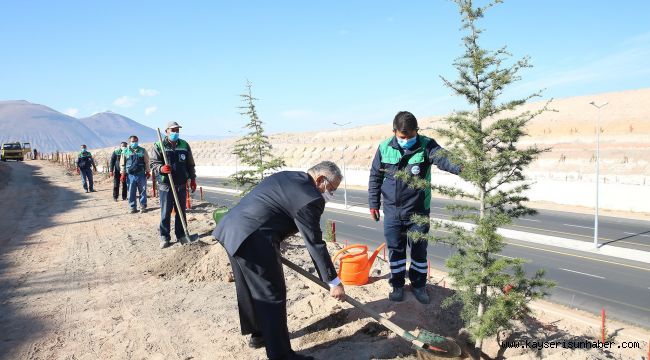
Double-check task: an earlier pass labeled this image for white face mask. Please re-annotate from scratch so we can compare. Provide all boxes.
[321,178,335,202]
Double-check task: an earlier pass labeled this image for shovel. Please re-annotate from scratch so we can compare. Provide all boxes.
[156,128,198,244]
[280,256,462,359]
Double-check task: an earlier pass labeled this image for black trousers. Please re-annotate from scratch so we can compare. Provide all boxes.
[229,231,293,360]
[112,174,127,200]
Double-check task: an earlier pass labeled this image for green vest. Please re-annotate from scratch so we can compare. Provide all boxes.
[123,146,146,175]
[378,136,432,210]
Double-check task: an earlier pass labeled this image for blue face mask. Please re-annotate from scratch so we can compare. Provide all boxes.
[397,136,417,149]
[169,132,180,141]
[130,142,138,148]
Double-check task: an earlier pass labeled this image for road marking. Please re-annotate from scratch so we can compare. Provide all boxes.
[559,268,605,279]
[508,242,650,272]
[624,232,650,238]
[556,286,650,313]
[508,224,649,247]
[563,223,594,229]
[332,220,345,224]
[495,254,515,259]
[357,225,375,230]
[431,206,447,210]
[520,218,540,222]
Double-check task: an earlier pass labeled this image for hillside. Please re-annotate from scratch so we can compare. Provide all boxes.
[80,111,156,146]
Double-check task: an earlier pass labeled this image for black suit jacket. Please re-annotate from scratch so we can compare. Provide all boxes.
[212,171,337,282]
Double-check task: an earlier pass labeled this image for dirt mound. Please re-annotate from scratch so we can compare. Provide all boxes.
[148,241,231,282]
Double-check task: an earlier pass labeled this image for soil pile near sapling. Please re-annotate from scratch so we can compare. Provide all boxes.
[148,241,232,282]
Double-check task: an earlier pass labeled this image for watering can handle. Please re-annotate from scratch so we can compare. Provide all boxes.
[331,244,368,265]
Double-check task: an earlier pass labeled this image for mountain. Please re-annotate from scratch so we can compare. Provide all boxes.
[0,100,106,153]
[79,111,156,146]
[0,101,158,153]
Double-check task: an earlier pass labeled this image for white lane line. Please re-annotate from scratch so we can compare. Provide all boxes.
[624,232,650,238]
[520,218,540,222]
[431,206,447,210]
[357,225,375,230]
[332,220,345,224]
[559,268,605,279]
[563,223,593,230]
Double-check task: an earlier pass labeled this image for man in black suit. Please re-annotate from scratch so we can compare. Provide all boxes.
[213,161,345,360]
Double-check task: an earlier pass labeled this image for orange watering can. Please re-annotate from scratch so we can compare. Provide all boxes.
[331,243,386,286]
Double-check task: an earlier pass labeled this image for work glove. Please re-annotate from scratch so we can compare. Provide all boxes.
[160,164,172,174]
[370,208,380,222]
[109,171,114,178]
[190,179,197,193]
[76,168,80,175]
[120,174,126,183]
[146,171,151,179]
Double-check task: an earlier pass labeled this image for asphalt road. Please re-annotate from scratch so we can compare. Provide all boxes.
[198,177,650,252]
[195,177,650,329]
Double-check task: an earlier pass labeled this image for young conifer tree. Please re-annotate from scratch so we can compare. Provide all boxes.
[403,0,554,354]
[230,80,285,195]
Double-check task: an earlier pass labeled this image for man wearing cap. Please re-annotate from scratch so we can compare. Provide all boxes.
[368,111,462,304]
[109,141,128,202]
[150,121,197,248]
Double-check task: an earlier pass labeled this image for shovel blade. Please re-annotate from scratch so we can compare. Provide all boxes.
[180,234,200,245]
[413,330,462,359]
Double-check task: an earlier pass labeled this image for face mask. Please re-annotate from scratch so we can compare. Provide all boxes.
[320,178,335,202]
[81,148,87,152]
[130,142,138,148]
[397,136,417,149]
[169,132,180,141]
[121,147,127,151]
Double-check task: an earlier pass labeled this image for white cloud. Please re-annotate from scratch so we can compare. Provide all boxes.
[64,108,79,117]
[113,96,138,107]
[281,109,312,119]
[145,106,158,116]
[139,88,159,97]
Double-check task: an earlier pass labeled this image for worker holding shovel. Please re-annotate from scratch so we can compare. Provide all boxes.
[150,121,197,249]
[212,161,345,360]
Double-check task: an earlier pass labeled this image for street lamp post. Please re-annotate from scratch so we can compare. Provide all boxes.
[228,130,243,192]
[589,101,608,249]
[333,121,351,208]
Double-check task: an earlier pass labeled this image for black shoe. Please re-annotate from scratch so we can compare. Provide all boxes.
[285,353,314,360]
[412,286,430,304]
[248,333,265,349]
[389,287,404,302]
[90,189,96,192]
[85,189,88,193]
[130,208,137,214]
[114,198,118,202]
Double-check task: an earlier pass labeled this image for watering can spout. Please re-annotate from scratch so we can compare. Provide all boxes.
[366,243,386,274]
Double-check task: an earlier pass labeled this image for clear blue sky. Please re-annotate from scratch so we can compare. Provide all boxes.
[2,1,649,136]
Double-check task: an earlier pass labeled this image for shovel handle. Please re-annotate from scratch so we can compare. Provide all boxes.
[280,256,426,347]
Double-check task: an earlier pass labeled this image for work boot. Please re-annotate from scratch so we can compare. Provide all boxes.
[139,207,147,214]
[85,189,88,193]
[388,287,404,302]
[160,237,170,249]
[114,198,118,202]
[412,286,430,304]
[90,189,96,192]
[130,208,137,214]
[248,333,265,349]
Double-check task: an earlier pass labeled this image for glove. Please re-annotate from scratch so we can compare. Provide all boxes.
[190,179,197,193]
[76,168,80,175]
[146,171,151,179]
[160,164,172,174]
[370,208,380,222]
[120,174,126,183]
[109,171,114,178]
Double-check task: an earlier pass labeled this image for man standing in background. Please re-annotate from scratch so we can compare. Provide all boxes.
[76,144,97,193]
[120,135,150,214]
[110,142,128,202]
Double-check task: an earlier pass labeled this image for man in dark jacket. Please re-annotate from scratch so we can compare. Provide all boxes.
[212,161,346,360]
[368,111,461,304]
[76,144,97,193]
[150,121,196,248]
[109,142,128,202]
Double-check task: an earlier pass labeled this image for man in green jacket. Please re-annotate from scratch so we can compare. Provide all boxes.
[150,121,197,248]
[120,135,151,214]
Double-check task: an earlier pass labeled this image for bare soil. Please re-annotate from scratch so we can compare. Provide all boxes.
[0,161,647,360]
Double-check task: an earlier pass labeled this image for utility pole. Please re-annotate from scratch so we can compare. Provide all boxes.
[333,121,351,208]
[589,101,608,249]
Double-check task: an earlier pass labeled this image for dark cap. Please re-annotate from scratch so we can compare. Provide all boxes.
[166,121,182,130]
